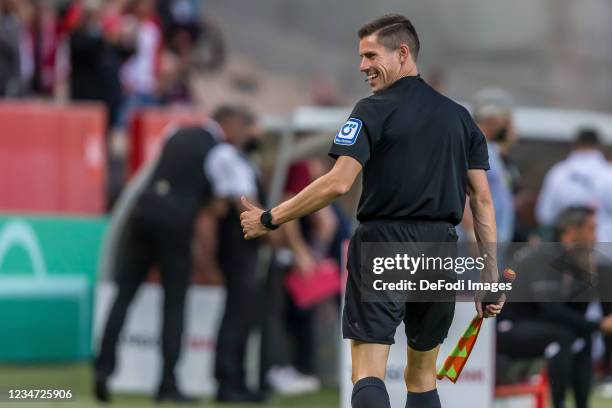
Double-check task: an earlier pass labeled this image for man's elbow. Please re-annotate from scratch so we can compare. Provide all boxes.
[469,191,494,210]
[326,175,352,197]
[330,181,351,197]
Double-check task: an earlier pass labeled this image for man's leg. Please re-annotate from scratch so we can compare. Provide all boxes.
[402,296,456,408]
[404,346,441,407]
[95,218,151,383]
[215,252,260,396]
[571,336,592,408]
[157,233,193,397]
[94,215,152,404]
[498,320,573,408]
[96,282,141,374]
[351,341,391,408]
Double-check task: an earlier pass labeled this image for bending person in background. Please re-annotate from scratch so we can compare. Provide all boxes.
[94,105,257,403]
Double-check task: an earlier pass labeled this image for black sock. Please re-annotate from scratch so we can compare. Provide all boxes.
[351,377,391,408]
[406,389,441,408]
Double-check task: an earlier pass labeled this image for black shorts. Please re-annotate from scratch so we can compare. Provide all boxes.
[342,220,457,351]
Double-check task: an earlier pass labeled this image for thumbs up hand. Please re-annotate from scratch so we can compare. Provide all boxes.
[240,196,267,240]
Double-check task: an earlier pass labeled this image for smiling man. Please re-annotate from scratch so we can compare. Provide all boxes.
[240,14,503,408]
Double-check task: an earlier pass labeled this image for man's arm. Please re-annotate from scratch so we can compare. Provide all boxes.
[468,169,497,251]
[271,156,361,224]
[467,169,503,317]
[241,156,361,239]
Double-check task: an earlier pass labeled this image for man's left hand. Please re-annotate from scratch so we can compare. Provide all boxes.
[475,291,506,318]
[240,196,268,240]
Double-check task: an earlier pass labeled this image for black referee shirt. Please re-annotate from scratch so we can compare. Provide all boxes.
[329,75,489,225]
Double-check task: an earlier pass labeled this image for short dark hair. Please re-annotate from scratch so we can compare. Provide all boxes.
[554,206,595,240]
[574,128,601,148]
[212,104,254,125]
[358,14,420,60]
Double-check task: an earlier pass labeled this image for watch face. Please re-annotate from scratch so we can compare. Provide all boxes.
[261,211,277,229]
[261,211,272,226]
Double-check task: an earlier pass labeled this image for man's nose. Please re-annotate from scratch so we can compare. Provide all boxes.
[360,58,370,72]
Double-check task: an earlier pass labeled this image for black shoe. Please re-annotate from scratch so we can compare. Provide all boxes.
[154,389,199,404]
[216,386,268,403]
[94,376,111,403]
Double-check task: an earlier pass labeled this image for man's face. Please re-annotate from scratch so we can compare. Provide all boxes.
[563,215,597,248]
[359,34,404,93]
[575,215,597,246]
[221,116,252,146]
[562,214,597,281]
[479,114,512,142]
[242,123,264,154]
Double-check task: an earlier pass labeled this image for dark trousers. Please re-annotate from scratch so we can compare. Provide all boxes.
[285,294,317,375]
[95,209,193,393]
[602,301,612,376]
[214,217,261,389]
[600,265,612,376]
[259,258,317,379]
[497,320,592,408]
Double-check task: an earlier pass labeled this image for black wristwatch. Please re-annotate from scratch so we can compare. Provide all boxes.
[260,209,279,230]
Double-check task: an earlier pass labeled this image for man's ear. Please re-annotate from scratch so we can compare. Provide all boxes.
[398,44,411,63]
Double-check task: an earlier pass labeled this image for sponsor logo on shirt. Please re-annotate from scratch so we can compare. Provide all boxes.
[334,118,362,146]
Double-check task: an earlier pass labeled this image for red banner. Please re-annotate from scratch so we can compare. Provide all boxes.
[0,102,106,214]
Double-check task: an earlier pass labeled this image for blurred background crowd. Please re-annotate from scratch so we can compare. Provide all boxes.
[2,0,612,407]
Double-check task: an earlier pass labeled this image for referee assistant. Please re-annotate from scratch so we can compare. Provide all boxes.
[241,14,504,408]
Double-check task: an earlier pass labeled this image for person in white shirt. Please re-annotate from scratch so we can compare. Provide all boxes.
[536,128,612,243]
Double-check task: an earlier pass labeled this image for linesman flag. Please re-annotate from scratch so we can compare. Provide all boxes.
[436,315,483,383]
[437,268,516,383]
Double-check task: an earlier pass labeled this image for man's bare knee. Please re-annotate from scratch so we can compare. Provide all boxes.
[404,345,439,392]
[404,365,436,392]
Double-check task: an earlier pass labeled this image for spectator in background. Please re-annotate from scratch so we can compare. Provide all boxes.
[95,105,257,404]
[68,0,134,130]
[460,88,516,244]
[118,0,162,126]
[156,0,201,104]
[264,158,345,396]
[497,206,612,408]
[28,0,61,96]
[536,128,612,242]
[0,0,27,96]
[498,118,520,196]
[157,36,193,104]
[157,0,200,47]
[537,129,612,394]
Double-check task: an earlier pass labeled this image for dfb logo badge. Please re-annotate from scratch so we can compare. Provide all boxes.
[334,118,362,146]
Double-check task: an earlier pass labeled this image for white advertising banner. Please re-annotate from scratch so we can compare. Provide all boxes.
[93,282,226,396]
[341,302,494,408]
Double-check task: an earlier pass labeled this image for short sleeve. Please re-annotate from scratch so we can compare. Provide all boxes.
[204,143,257,198]
[328,99,378,166]
[467,118,490,170]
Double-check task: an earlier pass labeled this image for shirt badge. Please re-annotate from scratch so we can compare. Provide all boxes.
[334,118,362,146]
